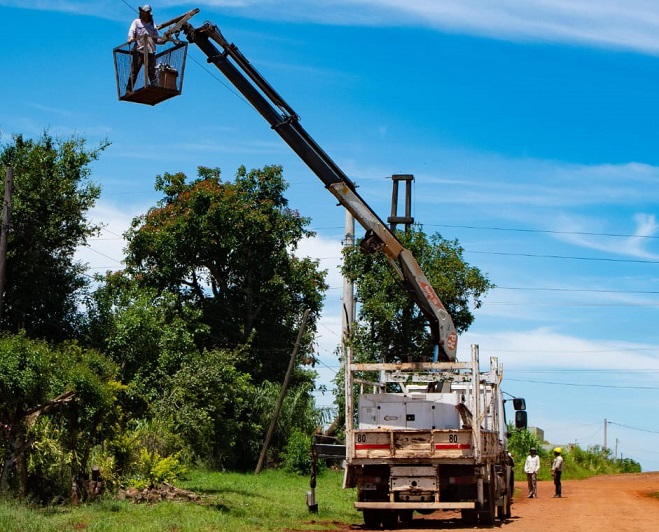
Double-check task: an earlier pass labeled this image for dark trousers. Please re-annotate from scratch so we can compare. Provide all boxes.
[553,471,562,496]
[127,51,156,92]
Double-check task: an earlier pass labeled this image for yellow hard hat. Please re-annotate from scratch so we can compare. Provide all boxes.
[554,447,562,453]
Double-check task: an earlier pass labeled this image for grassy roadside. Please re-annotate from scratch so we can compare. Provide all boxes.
[0,469,360,532]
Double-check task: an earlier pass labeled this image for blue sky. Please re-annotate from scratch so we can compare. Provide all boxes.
[2,1,659,471]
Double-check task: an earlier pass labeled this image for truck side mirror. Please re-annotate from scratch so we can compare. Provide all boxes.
[512,398,526,411]
[515,410,528,430]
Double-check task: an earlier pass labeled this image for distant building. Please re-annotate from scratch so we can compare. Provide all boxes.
[528,426,545,442]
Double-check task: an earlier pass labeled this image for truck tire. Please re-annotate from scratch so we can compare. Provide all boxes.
[478,479,495,526]
[381,510,398,529]
[363,510,380,529]
[461,509,478,524]
[399,509,413,523]
[497,490,511,520]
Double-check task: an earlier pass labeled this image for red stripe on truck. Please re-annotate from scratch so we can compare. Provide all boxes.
[435,443,472,450]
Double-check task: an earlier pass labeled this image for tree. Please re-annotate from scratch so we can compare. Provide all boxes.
[342,226,494,362]
[0,132,106,341]
[0,332,118,500]
[123,165,328,383]
[82,271,207,403]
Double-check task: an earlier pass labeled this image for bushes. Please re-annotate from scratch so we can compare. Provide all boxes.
[280,429,325,475]
[507,427,642,480]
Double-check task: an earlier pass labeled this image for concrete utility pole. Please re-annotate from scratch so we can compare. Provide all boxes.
[604,418,608,450]
[0,166,13,322]
[342,209,355,436]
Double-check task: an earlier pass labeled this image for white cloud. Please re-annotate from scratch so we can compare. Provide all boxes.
[460,326,659,373]
[75,202,133,273]
[6,1,659,55]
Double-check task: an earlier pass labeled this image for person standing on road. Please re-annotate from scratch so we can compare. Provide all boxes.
[524,447,540,498]
[552,447,564,498]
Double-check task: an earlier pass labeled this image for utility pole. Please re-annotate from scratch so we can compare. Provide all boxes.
[342,209,355,437]
[615,438,619,459]
[604,418,608,451]
[255,308,310,474]
[0,166,13,322]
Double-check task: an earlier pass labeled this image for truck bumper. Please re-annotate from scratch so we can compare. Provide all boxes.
[355,501,476,511]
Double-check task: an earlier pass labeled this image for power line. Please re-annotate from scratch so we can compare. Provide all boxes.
[505,377,658,390]
[428,223,659,240]
[496,286,659,295]
[466,249,659,264]
[607,421,659,435]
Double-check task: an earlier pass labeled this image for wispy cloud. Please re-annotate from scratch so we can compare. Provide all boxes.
[204,0,659,55]
[555,213,659,260]
[5,1,659,55]
[461,326,659,372]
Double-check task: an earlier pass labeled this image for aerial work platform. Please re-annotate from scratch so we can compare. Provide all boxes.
[113,39,188,106]
[113,9,201,106]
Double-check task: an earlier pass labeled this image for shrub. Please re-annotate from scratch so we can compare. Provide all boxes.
[281,429,326,476]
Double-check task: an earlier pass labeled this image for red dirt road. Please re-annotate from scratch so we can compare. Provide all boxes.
[309,473,659,532]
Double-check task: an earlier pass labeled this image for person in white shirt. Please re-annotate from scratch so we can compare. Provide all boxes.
[551,447,564,498]
[126,5,160,92]
[524,447,540,498]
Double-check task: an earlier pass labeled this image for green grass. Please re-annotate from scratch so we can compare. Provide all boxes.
[0,469,361,532]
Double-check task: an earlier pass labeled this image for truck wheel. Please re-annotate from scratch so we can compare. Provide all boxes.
[502,486,512,519]
[398,509,413,523]
[363,510,380,529]
[381,510,398,529]
[461,509,477,524]
[478,481,495,526]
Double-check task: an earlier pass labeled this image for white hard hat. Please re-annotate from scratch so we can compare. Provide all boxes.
[139,4,152,12]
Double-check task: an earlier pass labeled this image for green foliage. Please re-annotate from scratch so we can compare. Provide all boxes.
[26,416,73,501]
[154,348,260,470]
[507,427,546,465]
[507,426,642,480]
[106,417,189,483]
[342,226,493,362]
[127,449,187,489]
[0,333,119,500]
[0,132,106,342]
[565,444,641,478]
[82,275,207,402]
[123,165,328,383]
[280,429,326,475]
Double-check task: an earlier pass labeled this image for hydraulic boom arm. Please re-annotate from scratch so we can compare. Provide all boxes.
[182,19,458,361]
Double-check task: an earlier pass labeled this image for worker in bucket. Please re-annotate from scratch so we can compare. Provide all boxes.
[524,447,540,498]
[126,5,161,92]
[552,447,564,498]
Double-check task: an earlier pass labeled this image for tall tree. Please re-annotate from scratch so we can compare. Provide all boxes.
[0,133,106,341]
[342,227,494,362]
[123,165,328,382]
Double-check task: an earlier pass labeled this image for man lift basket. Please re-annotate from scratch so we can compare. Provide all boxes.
[113,10,197,106]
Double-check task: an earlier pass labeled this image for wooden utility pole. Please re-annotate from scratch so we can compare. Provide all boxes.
[255,308,311,474]
[0,166,13,322]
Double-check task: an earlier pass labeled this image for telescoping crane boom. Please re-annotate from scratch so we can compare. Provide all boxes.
[176,14,458,361]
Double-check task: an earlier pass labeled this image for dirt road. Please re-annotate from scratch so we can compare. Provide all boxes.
[311,473,659,532]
